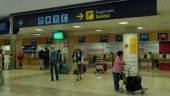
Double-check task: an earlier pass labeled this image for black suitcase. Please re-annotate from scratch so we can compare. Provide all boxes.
[126,76,142,92]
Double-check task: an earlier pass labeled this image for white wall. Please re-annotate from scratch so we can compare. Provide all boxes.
[0,0,99,17]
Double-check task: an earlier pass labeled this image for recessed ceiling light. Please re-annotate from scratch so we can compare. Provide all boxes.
[72,26,81,28]
[95,30,103,32]
[35,28,43,31]
[34,33,41,36]
[119,22,128,25]
[137,27,143,30]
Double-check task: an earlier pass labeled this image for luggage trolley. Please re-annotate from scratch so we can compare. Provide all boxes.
[95,58,107,74]
[120,64,147,94]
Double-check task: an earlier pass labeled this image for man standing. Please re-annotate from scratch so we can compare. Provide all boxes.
[44,48,49,70]
[49,48,62,81]
[39,49,44,70]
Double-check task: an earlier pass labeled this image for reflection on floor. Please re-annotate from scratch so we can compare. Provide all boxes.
[0,69,170,96]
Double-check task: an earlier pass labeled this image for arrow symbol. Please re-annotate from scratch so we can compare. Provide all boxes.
[18,19,23,26]
[76,13,84,20]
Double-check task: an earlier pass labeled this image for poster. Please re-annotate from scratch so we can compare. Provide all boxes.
[129,38,137,54]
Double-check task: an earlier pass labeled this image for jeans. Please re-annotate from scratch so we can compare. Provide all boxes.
[113,72,120,91]
[50,63,59,81]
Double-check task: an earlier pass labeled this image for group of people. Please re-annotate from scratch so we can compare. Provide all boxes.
[48,47,125,91]
[0,45,124,91]
[0,50,24,70]
[39,45,124,92]
[38,48,50,70]
[48,48,84,82]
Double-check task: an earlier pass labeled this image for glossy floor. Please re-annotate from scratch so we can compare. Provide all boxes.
[0,69,170,96]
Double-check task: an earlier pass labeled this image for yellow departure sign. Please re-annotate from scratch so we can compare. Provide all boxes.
[86,10,94,20]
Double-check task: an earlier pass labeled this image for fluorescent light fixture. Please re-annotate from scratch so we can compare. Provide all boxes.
[119,22,128,25]
[34,33,41,36]
[35,28,43,31]
[72,26,81,28]
[95,29,103,32]
[138,27,143,30]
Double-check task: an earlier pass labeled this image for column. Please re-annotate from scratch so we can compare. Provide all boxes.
[123,26,138,75]
[9,16,17,69]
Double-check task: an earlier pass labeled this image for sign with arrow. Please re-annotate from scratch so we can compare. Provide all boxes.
[76,13,84,20]
[13,0,156,29]
[18,19,23,27]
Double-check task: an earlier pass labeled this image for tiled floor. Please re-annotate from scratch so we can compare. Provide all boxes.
[0,69,170,96]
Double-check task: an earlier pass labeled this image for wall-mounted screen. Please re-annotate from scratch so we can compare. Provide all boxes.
[140,34,149,41]
[158,33,168,41]
[116,35,123,42]
[100,35,108,42]
[0,22,9,34]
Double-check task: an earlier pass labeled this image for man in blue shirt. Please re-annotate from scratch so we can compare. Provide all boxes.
[49,47,62,81]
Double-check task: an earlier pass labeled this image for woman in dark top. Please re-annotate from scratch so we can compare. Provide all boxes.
[73,49,84,81]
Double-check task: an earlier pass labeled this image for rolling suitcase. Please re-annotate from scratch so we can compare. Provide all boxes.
[126,76,142,92]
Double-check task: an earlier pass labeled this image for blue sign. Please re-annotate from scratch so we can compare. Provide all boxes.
[53,15,60,24]
[13,0,157,29]
[61,14,68,23]
[38,17,44,25]
[37,14,68,25]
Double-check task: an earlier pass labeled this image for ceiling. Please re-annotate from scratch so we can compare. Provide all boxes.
[3,0,170,38]
[0,0,169,17]
[0,0,99,17]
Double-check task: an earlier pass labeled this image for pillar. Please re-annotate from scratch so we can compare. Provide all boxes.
[123,26,138,75]
[9,16,17,69]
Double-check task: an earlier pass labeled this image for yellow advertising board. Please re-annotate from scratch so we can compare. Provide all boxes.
[129,38,137,54]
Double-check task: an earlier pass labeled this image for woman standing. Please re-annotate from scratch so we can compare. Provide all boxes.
[112,51,124,91]
[73,49,84,81]
[4,52,11,70]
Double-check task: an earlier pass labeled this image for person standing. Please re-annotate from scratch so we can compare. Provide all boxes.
[49,48,62,81]
[73,49,84,81]
[17,50,24,69]
[4,52,11,70]
[0,50,3,70]
[39,49,44,70]
[112,51,124,91]
[0,50,4,85]
[44,48,49,70]
[72,49,77,63]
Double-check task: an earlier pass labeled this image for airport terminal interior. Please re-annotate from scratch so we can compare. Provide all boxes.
[0,0,170,96]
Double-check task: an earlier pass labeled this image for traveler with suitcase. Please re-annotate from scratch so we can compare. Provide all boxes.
[112,51,124,91]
